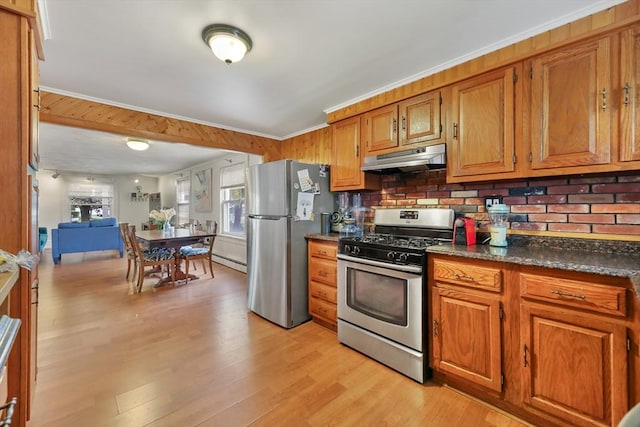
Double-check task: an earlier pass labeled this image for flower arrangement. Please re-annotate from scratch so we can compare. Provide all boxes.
[149,207,176,229]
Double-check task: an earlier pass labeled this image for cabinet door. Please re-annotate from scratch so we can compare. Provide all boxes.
[331,116,362,190]
[521,304,628,426]
[399,91,442,146]
[27,26,39,171]
[529,36,611,170]
[363,104,398,154]
[432,286,502,392]
[620,25,640,163]
[449,66,517,179]
[330,117,380,191]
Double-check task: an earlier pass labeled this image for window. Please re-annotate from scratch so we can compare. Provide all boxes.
[68,182,113,222]
[220,163,246,237]
[176,176,190,226]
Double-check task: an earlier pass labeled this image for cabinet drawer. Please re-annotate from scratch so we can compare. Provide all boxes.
[309,257,337,285]
[310,280,337,303]
[520,273,627,317]
[309,240,337,260]
[309,297,337,324]
[433,259,502,292]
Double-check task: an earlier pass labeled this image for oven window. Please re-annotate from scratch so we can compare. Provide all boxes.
[346,267,408,326]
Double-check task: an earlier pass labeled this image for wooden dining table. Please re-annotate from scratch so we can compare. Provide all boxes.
[135,228,216,284]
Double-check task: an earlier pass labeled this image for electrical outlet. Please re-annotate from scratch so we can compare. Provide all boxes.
[485,196,503,209]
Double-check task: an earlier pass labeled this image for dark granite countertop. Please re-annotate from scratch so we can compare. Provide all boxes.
[426,243,640,296]
[305,233,340,243]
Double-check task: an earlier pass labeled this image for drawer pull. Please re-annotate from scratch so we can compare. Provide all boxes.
[318,271,328,277]
[551,289,586,300]
[454,273,476,282]
[318,250,327,255]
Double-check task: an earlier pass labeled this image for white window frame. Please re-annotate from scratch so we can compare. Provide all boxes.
[176,176,190,226]
[220,162,246,238]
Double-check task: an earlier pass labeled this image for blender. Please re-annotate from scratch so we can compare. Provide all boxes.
[331,192,350,233]
[487,204,509,247]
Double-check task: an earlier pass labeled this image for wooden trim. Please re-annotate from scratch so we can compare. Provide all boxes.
[39,92,283,162]
[0,1,35,20]
[327,0,640,124]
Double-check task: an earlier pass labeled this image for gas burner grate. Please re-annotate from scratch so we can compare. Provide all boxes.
[356,233,445,250]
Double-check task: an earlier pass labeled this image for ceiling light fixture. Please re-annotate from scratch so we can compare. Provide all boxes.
[126,138,149,151]
[202,23,252,64]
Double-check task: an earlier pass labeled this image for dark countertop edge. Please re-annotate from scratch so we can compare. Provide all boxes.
[305,233,340,242]
[426,244,640,292]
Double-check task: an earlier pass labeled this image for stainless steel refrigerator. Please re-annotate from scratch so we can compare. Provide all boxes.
[247,160,334,328]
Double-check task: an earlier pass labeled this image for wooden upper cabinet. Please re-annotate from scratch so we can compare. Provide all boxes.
[330,116,381,191]
[363,104,398,153]
[448,66,518,181]
[363,91,443,155]
[529,36,612,171]
[399,92,442,146]
[620,25,640,163]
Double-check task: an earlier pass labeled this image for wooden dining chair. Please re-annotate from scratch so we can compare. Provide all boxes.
[118,222,136,280]
[179,221,217,284]
[128,225,176,293]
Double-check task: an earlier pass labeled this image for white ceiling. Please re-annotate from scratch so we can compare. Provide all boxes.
[38,0,624,176]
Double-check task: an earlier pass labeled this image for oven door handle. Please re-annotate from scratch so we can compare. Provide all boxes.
[337,254,422,274]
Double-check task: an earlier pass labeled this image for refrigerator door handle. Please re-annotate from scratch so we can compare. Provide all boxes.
[248,215,288,220]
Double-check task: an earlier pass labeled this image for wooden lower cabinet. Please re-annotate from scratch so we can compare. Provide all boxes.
[307,239,338,331]
[521,303,628,426]
[431,257,504,393]
[431,287,503,392]
[428,254,637,427]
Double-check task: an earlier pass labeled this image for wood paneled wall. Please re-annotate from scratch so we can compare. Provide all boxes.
[279,126,332,164]
[39,92,283,162]
[327,0,640,123]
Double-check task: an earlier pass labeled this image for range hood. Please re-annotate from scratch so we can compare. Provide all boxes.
[361,144,446,173]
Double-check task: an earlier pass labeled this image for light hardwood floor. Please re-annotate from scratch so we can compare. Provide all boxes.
[29,250,530,427]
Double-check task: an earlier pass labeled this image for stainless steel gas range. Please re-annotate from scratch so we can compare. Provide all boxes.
[337,208,454,383]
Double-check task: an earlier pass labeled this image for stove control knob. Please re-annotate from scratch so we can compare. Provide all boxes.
[386,251,396,260]
[398,253,409,262]
[353,246,360,255]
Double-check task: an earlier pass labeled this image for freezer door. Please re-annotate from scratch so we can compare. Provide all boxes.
[247,216,291,327]
[247,160,290,216]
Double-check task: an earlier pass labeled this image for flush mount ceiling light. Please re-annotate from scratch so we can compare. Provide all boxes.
[202,23,252,64]
[126,138,149,151]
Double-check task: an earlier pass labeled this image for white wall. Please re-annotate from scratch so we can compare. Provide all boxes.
[164,152,262,272]
[39,153,262,273]
[38,171,159,249]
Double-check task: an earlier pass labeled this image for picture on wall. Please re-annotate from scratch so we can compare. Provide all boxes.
[193,168,212,213]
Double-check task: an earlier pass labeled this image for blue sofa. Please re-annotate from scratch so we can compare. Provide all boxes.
[51,218,124,264]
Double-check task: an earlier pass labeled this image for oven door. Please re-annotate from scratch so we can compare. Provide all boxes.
[337,256,423,352]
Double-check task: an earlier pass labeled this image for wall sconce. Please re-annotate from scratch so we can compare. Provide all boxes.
[202,24,252,64]
[51,171,60,179]
[126,138,150,151]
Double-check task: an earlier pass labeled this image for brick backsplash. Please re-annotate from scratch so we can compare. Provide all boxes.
[359,170,640,237]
